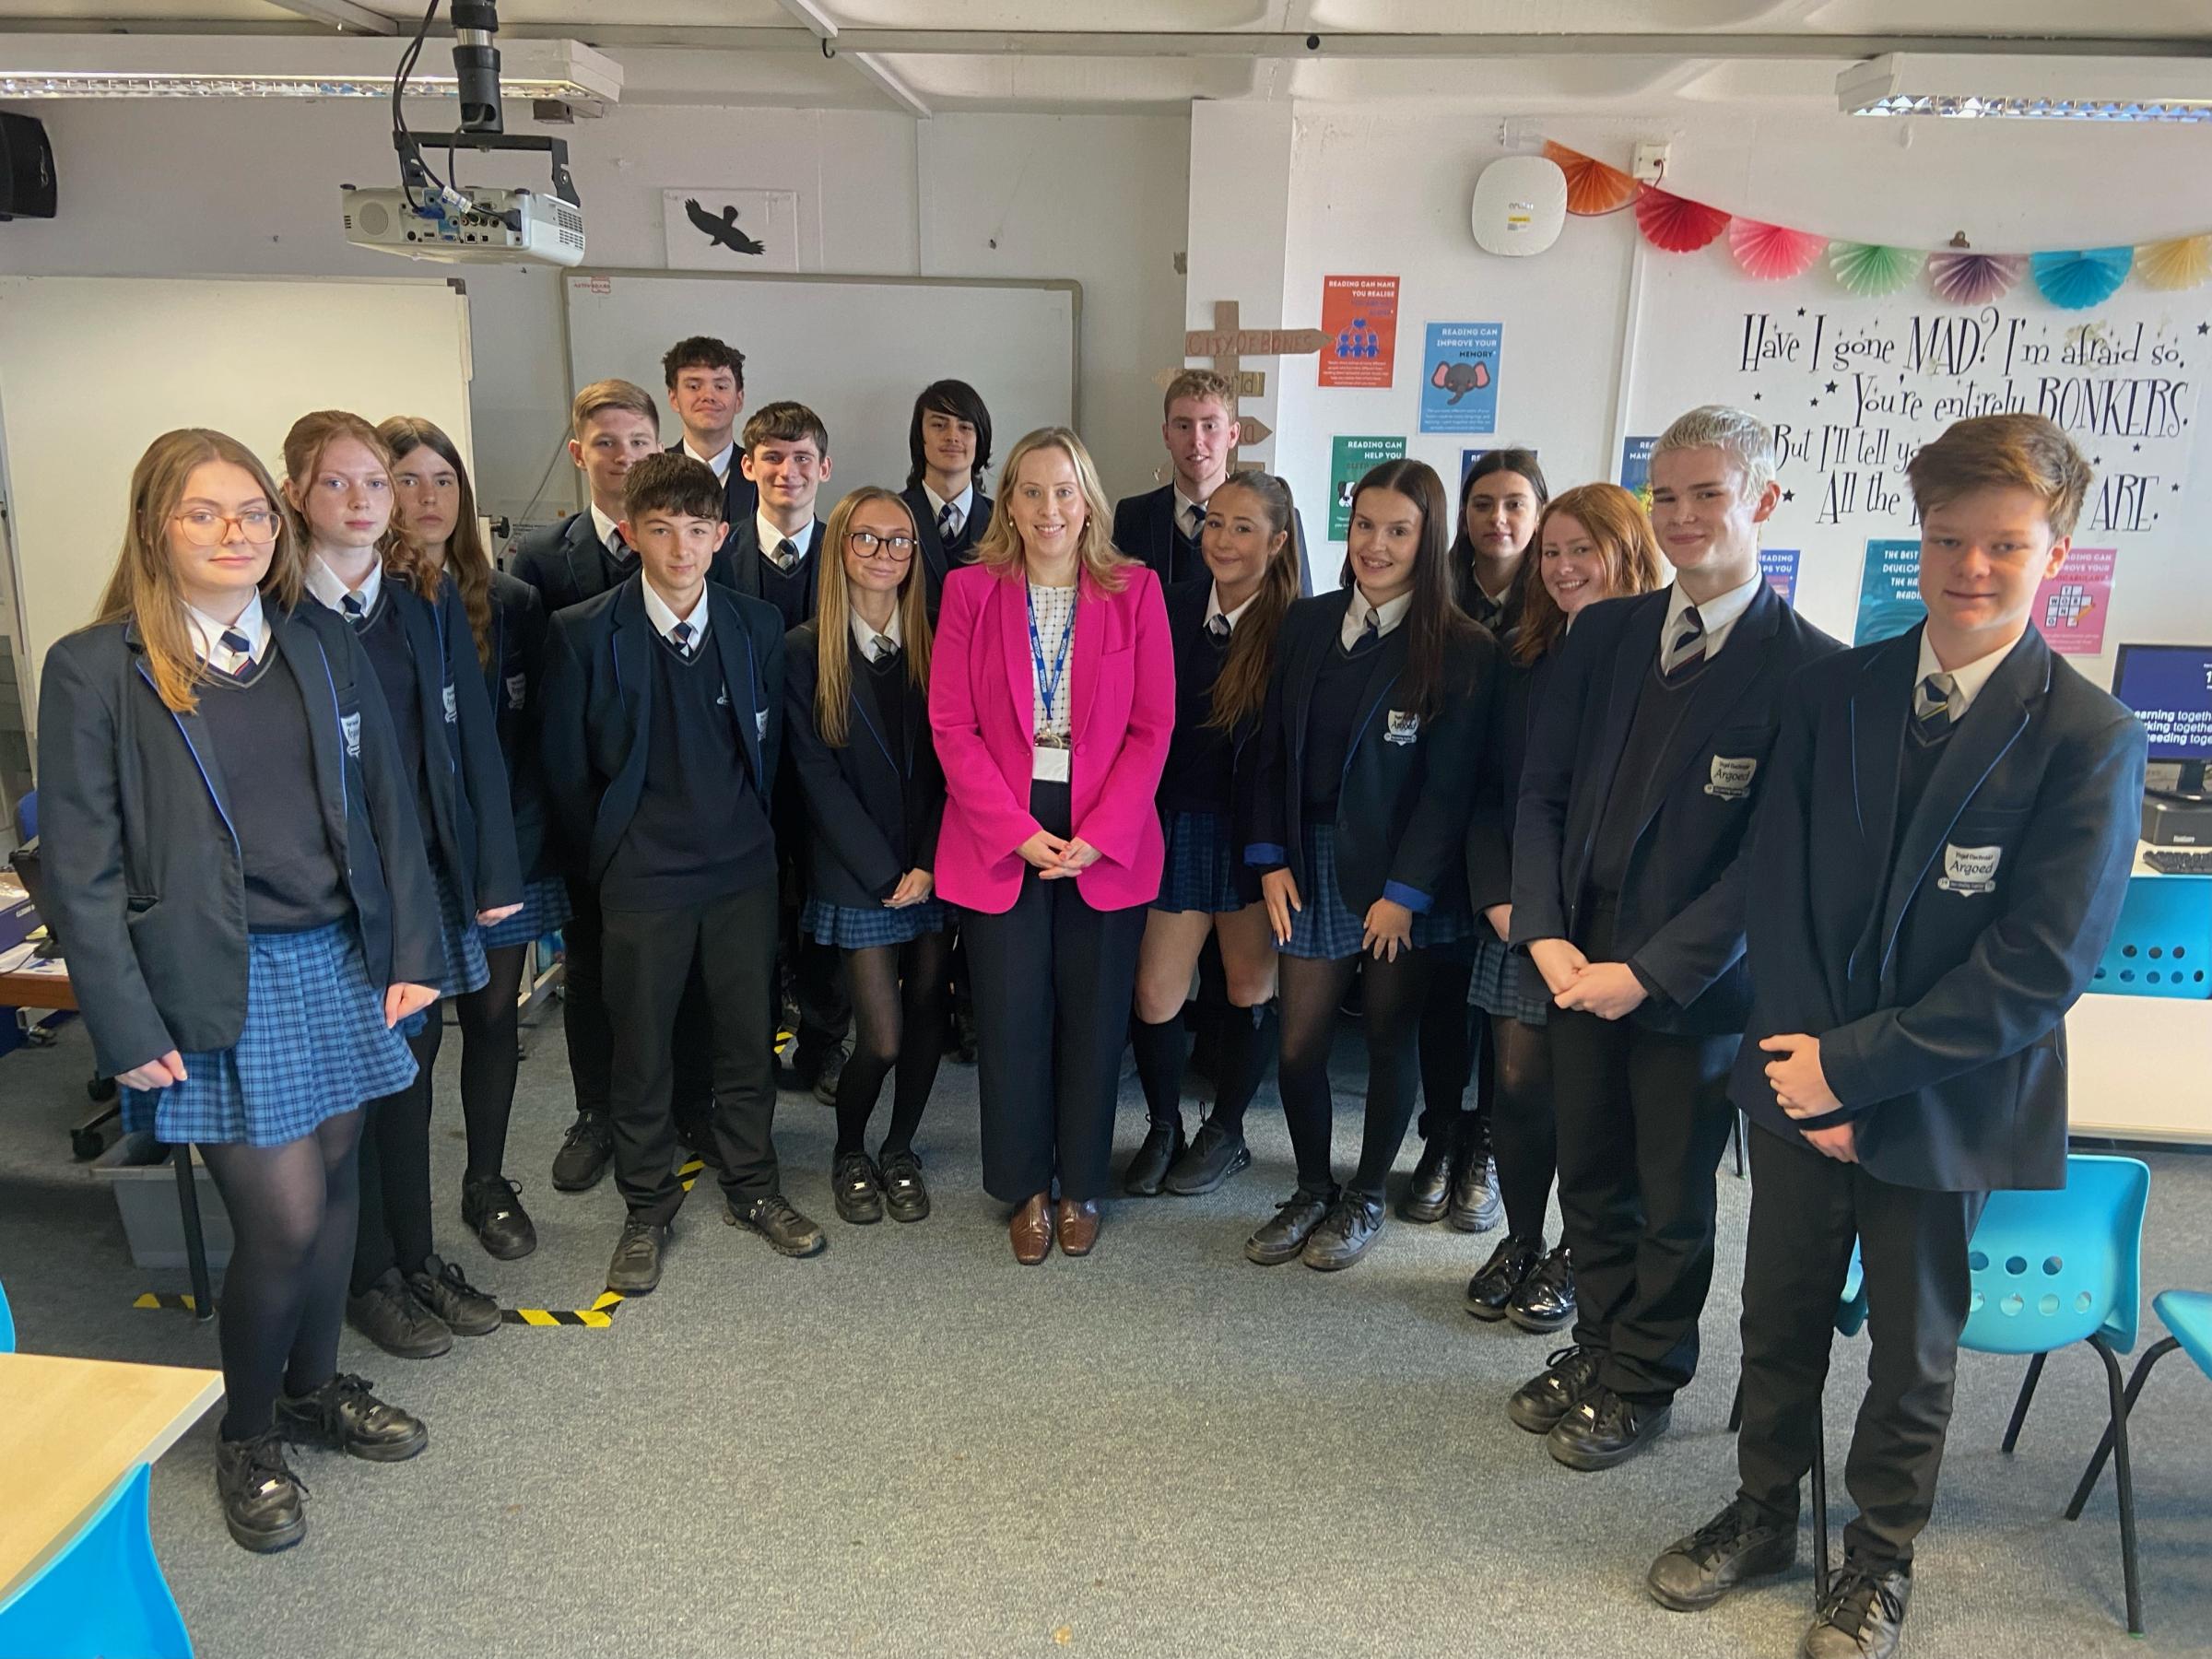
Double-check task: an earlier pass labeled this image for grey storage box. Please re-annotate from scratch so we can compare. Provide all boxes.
[92,1131,232,1285]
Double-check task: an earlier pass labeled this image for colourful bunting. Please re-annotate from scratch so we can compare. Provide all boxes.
[1634,185,1732,253]
[2030,247,2135,310]
[2135,234,2212,291]
[1828,241,1925,297]
[1729,219,1827,282]
[1543,142,1639,217]
[1927,251,2028,306]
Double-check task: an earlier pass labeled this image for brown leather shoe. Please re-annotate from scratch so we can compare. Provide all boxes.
[1056,1197,1101,1256]
[1009,1194,1053,1265]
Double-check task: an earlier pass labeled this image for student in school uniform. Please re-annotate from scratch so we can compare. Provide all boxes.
[1112,369,1312,593]
[662,334,759,531]
[706,399,853,1100]
[1508,406,1841,1472]
[904,379,996,610]
[382,416,567,1261]
[1462,483,1660,1332]
[508,381,719,1191]
[541,452,822,1292]
[282,411,523,1360]
[1241,458,1494,1272]
[1645,414,2146,1659]
[931,427,1173,1264]
[785,488,950,1225]
[1406,447,1548,1232]
[41,428,441,1551]
[1124,470,1298,1198]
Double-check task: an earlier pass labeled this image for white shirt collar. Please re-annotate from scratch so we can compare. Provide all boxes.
[850,606,904,662]
[641,579,710,644]
[684,438,735,482]
[1914,625,2010,720]
[185,590,269,666]
[757,512,813,564]
[1663,571,1761,661]
[1205,582,1258,633]
[923,481,974,524]
[304,553,382,618]
[1341,586,1413,650]
[1173,487,1208,534]
[589,503,629,559]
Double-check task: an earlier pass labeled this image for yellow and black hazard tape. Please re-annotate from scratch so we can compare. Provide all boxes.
[134,1291,205,1313]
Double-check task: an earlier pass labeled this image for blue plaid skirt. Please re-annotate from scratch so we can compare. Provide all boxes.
[1154,808,1247,915]
[427,861,490,998]
[1278,822,1466,962]
[1467,932,1550,1025]
[122,921,418,1147]
[804,895,950,950]
[477,873,572,951]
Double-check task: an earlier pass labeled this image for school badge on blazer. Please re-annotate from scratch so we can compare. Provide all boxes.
[442,683,459,724]
[505,672,527,711]
[341,711,362,759]
[1385,710,1420,746]
[1705,754,1759,800]
[1938,842,2002,896]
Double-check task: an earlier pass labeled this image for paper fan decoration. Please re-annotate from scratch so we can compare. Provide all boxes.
[1728,218,1826,281]
[1828,241,1925,298]
[2136,234,2212,291]
[1634,186,1732,253]
[2030,247,2134,311]
[1543,142,1638,217]
[1927,250,2026,305]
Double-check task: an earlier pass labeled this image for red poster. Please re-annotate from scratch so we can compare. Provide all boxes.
[1320,275,1400,388]
[2035,547,2117,655]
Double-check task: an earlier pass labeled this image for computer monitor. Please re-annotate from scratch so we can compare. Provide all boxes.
[2112,643,2212,799]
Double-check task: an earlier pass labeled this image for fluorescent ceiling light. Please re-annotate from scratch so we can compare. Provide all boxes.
[0,35,620,109]
[1841,53,2212,123]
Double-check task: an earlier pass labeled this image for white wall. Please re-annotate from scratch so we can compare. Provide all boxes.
[0,99,1189,524]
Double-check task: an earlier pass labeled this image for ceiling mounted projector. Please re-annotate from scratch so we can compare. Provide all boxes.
[344,183,584,265]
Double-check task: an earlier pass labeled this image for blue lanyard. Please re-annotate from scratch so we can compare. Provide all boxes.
[1027,587,1074,727]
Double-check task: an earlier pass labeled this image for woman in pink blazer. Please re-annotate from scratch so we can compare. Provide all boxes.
[930,426,1173,1264]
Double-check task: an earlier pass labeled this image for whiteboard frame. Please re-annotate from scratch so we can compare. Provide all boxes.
[555,266,1083,518]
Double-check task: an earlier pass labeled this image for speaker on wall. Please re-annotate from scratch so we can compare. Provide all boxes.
[0,112,57,220]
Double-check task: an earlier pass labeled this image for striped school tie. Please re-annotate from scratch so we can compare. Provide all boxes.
[339,593,366,625]
[1206,612,1233,641]
[872,633,900,664]
[219,628,255,678]
[773,538,800,572]
[670,621,696,660]
[1914,672,1958,744]
[937,502,960,544]
[1662,606,1705,682]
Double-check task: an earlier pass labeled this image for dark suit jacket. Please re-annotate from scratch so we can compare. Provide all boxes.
[539,574,785,884]
[783,621,946,909]
[1453,555,1525,634]
[1511,581,1842,1036]
[1114,484,1312,594]
[905,481,993,612]
[1465,642,1558,916]
[1243,592,1494,922]
[482,569,556,882]
[706,515,824,619]
[666,440,759,532]
[35,603,443,1077]
[379,577,522,918]
[507,510,635,615]
[1735,625,2146,1192]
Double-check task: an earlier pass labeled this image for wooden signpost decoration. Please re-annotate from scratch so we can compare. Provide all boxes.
[1162,300,1329,465]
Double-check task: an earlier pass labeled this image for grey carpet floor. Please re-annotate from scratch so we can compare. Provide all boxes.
[1,1005,2207,1659]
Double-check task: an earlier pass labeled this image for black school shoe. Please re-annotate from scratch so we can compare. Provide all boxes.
[1124,1119,1185,1196]
[1466,1234,1544,1320]
[276,1374,428,1462]
[347,1267,452,1359]
[607,1219,668,1293]
[405,1254,500,1336]
[1508,1243,1579,1335]
[1547,1382,1673,1471]
[1646,1498,1798,1611]
[879,1147,930,1222]
[726,1192,828,1257]
[833,1152,885,1224]
[1447,1147,1503,1232]
[1507,1345,1604,1434]
[1399,1135,1454,1223]
[1245,1186,1336,1265]
[550,1111,614,1191]
[1800,1562,1912,1659]
[1300,1194,1386,1271]
[215,1431,308,1553]
[461,1173,536,1260]
[1163,1119,1252,1195]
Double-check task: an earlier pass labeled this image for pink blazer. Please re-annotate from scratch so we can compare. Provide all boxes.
[928,560,1174,913]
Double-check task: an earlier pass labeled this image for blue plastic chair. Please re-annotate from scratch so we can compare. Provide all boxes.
[2065,1288,2212,1525]
[0,1278,13,1353]
[1969,1153,2151,1635]
[0,1464,192,1658]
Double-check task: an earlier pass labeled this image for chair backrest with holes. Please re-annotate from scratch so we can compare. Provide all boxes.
[2091,877,2212,999]
[1961,1154,2149,1358]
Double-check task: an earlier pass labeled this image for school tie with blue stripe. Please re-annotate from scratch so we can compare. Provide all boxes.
[219,628,255,678]
[937,501,960,544]
[1913,671,1958,745]
[670,620,696,661]
[339,592,366,625]
[773,537,800,572]
[1662,605,1705,683]
[1206,612,1233,641]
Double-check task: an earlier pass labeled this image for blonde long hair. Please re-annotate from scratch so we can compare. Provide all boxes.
[813,487,935,747]
[971,427,1133,594]
[280,410,442,600]
[95,429,304,714]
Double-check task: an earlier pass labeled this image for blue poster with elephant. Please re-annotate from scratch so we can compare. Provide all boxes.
[1419,322,1501,434]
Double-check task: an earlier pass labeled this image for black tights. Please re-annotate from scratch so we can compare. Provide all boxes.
[1488,1012,1557,1240]
[1276,950,1430,1201]
[350,1010,441,1297]
[200,1111,366,1441]
[1416,957,1487,1144]
[832,928,953,1160]
[453,944,527,1181]
[1133,999,1276,1136]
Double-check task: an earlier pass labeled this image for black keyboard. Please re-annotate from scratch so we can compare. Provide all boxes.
[2144,846,2212,875]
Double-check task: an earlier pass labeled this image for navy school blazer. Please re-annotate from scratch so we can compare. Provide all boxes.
[362,576,522,918]
[1735,625,2146,1192]
[782,620,946,910]
[707,515,824,618]
[905,480,993,613]
[1509,580,1842,1036]
[1464,641,1559,918]
[1114,484,1314,595]
[538,573,786,884]
[507,509,634,615]
[1159,577,1267,905]
[35,602,445,1078]
[1242,591,1494,921]
[482,568,557,883]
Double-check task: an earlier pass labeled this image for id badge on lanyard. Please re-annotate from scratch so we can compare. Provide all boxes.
[1030,589,1074,782]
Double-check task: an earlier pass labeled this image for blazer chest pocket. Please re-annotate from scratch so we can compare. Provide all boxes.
[1936,807,2029,899]
[1702,726,1774,803]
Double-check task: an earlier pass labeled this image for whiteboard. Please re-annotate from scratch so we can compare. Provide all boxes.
[0,274,475,733]
[1618,253,2212,684]
[560,269,1078,519]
